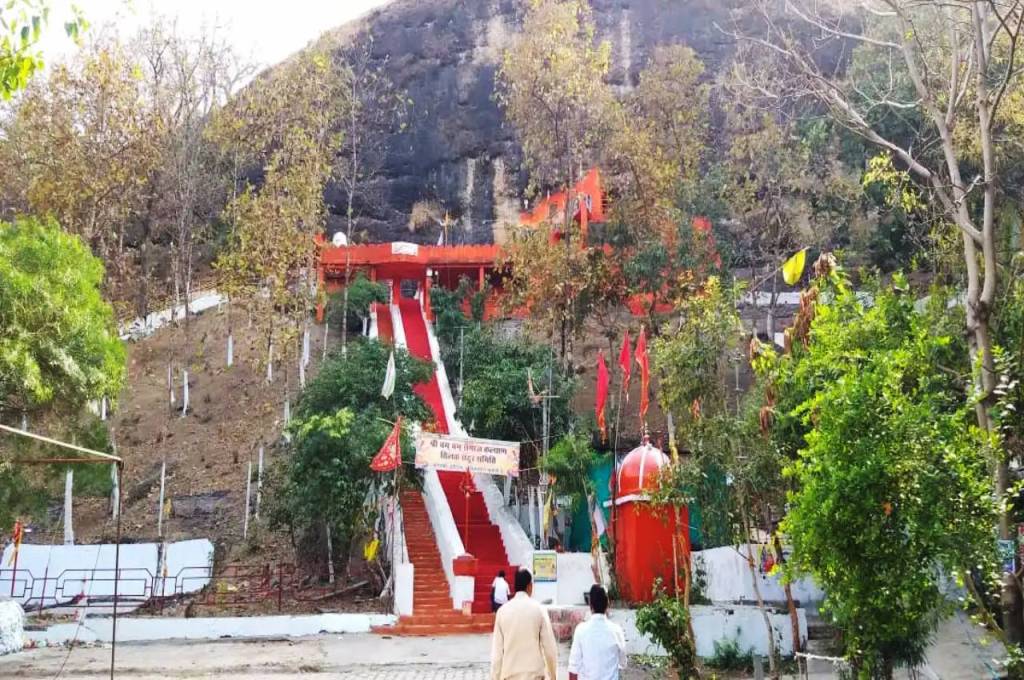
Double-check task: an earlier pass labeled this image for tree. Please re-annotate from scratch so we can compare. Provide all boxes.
[497,0,615,362]
[729,0,1024,641]
[0,217,125,419]
[329,34,408,356]
[212,49,345,398]
[0,217,125,531]
[0,36,162,298]
[270,338,431,568]
[0,0,87,99]
[756,270,997,676]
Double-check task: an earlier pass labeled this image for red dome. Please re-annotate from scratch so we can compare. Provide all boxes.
[614,440,669,500]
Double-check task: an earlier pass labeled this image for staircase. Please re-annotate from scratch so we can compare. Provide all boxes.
[439,471,517,614]
[375,490,494,635]
[383,294,516,627]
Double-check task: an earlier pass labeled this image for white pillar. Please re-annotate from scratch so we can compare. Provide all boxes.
[255,446,264,520]
[227,332,234,367]
[157,460,167,537]
[168,364,175,406]
[110,463,120,520]
[243,460,253,539]
[266,343,274,383]
[181,370,189,416]
[63,470,74,545]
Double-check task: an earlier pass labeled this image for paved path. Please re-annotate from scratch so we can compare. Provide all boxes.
[0,634,658,679]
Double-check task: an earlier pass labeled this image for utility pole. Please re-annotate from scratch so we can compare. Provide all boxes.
[458,326,465,409]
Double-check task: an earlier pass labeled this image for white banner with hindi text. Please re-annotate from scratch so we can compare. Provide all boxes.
[414,433,520,477]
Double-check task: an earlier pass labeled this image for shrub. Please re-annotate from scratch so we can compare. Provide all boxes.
[635,586,698,678]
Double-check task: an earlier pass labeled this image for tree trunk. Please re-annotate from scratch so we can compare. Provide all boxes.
[741,507,778,678]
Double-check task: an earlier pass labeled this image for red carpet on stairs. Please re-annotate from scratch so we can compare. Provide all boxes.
[396,298,449,434]
[381,296,514,629]
[374,302,395,343]
[439,471,517,614]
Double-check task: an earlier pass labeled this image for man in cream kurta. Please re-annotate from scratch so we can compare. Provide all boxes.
[490,569,558,680]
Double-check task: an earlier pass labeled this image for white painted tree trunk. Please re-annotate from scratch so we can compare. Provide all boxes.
[266,343,274,383]
[168,364,175,406]
[157,460,167,538]
[20,413,27,431]
[283,398,291,442]
[326,525,335,584]
[299,350,306,389]
[243,460,252,539]
[110,463,120,520]
[226,332,234,367]
[63,470,74,545]
[181,370,189,417]
[100,396,107,421]
[255,446,264,520]
[302,326,310,367]
[322,321,329,360]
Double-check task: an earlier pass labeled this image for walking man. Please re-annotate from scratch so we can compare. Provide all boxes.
[490,568,558,680]
[568,585,626,680]
[492,569,511,612]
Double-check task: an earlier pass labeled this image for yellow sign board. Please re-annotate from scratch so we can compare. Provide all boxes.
[414,433,520,477]
[533,550,557,582]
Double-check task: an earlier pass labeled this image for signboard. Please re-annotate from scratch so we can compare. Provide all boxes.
[414,433,520,477]
[533,550,557,582]
[999,538,1016,574]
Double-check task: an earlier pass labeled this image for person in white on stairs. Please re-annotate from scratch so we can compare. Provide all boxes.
[491,569,510,612]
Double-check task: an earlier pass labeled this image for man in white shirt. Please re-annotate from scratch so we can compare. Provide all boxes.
[568,585,627,680]
[492,569,511,611]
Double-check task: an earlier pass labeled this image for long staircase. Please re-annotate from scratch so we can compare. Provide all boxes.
[375,295,514,634]
[376,491,494,635]
[439,471,516,614]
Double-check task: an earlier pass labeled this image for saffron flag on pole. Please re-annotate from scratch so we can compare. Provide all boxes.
[782,248,808,286]
[635,327,650,422]
[370,417,402,472]
[595,351,609,442]
[381,351,396,399]
[618,330,632,400]
[6,519,22,566]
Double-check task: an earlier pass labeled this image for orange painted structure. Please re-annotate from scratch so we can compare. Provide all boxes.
[608,440,689,603]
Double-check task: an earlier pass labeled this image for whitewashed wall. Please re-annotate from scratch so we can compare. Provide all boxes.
[695,545,824,607]
[613,604,808,659]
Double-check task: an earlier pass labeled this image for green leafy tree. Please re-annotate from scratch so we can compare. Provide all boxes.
[0,0,87,99]
[0,216,125,418]
[0,217,125,531]
[760,272,998,676]
[326,274,387,332]
[270,338,431,567]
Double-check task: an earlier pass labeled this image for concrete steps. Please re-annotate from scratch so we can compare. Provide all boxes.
[373,490,496,636]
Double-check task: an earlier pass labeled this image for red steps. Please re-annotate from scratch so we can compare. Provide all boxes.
[373,490,495,636]
[396,297,449,434]
[374,302,394,343]
[439,471,516,614]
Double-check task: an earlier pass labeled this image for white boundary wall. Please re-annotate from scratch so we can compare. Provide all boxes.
[27,613,397,645]
[603,604,807,659]
[695,545,824,607]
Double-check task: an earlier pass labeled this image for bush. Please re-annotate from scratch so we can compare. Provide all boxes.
[706,636,751,671]
[325,274,388,331]
[635,586,698,678]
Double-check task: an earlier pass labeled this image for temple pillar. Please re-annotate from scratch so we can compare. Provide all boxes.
[478,265,485,291]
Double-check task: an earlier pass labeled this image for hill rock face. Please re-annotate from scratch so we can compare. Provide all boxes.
[322,0,743,245]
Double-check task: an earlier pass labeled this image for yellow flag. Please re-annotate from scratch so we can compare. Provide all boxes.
[782,249,807,286]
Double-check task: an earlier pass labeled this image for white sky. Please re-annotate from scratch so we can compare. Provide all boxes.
[40,0,392,69]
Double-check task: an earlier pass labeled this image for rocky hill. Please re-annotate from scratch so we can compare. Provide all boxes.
[317,0,748,245]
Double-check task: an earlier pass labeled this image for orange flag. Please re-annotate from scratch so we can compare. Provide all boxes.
[596,351,609,442]
[618,331,632,392]
[370,417,402,472]
[635,327,650,422]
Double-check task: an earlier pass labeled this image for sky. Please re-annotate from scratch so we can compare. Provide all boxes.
[40,0,392,69]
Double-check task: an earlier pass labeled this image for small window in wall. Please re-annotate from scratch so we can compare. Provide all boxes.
[399,279,419,299]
